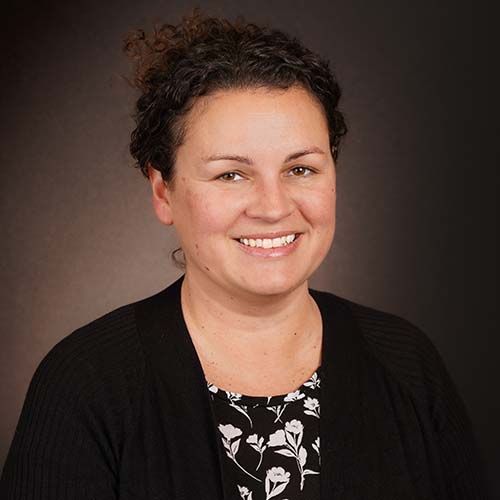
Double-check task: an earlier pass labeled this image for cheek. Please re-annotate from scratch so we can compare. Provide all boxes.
[302,186,336,225]
[183,190,238,235]
[309,188,336,258]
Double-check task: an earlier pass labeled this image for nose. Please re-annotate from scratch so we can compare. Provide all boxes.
[244,178,294,222]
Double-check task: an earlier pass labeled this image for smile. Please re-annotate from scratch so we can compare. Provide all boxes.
[238,233,297,248]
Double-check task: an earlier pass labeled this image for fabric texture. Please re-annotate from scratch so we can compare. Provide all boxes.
[0,274,488,499]
[208,368,321,499]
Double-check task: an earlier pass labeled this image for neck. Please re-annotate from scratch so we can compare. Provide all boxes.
[180,268,321,363]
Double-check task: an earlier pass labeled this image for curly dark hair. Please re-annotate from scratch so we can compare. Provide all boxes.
[124,8,347,181]
[123,7,347,269]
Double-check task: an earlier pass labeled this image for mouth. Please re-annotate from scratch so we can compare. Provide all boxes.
[235,232,300,249]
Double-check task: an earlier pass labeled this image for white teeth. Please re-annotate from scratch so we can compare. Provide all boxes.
[239,234,297,248]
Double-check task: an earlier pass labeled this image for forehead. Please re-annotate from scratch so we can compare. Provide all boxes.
[182,86,329,148]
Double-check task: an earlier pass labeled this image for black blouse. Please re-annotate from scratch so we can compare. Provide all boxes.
[207,368,321,500]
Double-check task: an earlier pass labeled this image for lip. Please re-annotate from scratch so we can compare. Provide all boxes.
[235,233,302,258]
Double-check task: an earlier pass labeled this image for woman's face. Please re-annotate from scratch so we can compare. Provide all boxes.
[150,85,336,298]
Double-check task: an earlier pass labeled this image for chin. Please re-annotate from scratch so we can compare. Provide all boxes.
[238,273,306,297]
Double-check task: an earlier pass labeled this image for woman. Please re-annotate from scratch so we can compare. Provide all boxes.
[0,9,487,500]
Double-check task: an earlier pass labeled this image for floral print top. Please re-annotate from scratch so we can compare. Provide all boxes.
[207,368,321,500]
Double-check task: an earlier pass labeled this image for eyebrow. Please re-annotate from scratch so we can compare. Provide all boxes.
[202,147,326,165]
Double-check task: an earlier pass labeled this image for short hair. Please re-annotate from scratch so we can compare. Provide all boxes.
[123,7,347,269]
[124,8,347,181]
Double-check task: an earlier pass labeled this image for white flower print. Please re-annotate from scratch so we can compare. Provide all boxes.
[266,404,289,423]
[224,392,254,427]
[312,436,320,465]
[218,424,261,482]
[270,419,319,490]
[211,370,321,497]
[207,382,219,394]
[267,429,287,447]
[226,391,243,402]
[284,390,305,402]
[303,371,320,389]
[219,423,242,440]
[246,434,267,470]
[285,419,304,435]
[206,382,254,426]
[238,484,253,500]
[303,397,320,418]
[264,466,290,500]
[231,403,254,427]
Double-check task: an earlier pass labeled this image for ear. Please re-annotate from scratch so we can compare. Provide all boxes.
[148,164,175,226]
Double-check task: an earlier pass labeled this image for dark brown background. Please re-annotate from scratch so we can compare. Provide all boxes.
[1,0,498,496]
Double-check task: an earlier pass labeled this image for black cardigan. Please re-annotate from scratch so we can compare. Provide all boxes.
[0,275,488,499]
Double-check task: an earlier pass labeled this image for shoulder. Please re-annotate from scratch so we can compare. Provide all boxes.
[30,300,146,412]
[39,301,139,370]
[312,288,451,400]
[2,299,155,493]
[313,289,470,434]
[341,294,439,369]
[313,290,488,495]
[312,288,437,360]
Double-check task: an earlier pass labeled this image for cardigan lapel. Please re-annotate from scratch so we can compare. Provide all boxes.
[312,289,417,500]
[135,275,227,499]
[311,288,369,499]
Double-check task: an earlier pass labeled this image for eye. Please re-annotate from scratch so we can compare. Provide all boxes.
[288,165,314,177]
[216,171,244,182]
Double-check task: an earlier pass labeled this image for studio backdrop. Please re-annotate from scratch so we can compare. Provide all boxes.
[1,0,497,496]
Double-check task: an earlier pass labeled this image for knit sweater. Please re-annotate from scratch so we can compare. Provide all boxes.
[0,275,488,499]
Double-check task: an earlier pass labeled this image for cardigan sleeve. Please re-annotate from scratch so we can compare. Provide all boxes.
[351,301,489,499]
[428,341,489,499]
[0,345,118,499]
[0,306,143,499]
